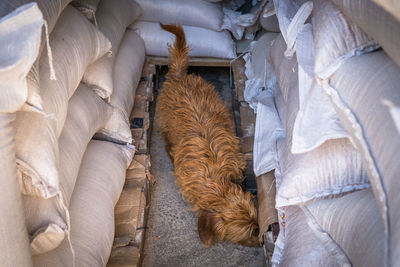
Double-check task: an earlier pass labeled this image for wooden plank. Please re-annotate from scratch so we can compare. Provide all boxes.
[231,56,247,102]
[109,60,155,267]
[107,246,139,267]
[239,102,255,154]
[147,56,231,67]
[115,206,139,238]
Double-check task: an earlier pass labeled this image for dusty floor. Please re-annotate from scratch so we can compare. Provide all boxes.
[142,67,263,267]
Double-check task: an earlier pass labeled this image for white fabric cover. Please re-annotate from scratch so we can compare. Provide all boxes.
[97,30,145,144]
[269,35,370,208]
[331,0,400,70]
[324,51,400,266]
[131,21,236,59]
[33,140,135,266]
[278,206,343,266]
[82,0,142,99]
[0,114,33,266]
[292,23,347,153]
[0,3,43,113]
[304,189,384,267]
[312,0,379,79]
[24,83,113,255]
[0,0,70,34]
[134,0,223,32]
[14,4,111,203]
[276,78,369,207]
[0,0,71,113]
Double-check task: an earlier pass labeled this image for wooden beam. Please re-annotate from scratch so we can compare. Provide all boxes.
[147,56,232,67]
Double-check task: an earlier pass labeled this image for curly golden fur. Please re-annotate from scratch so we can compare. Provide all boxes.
[157,23,260,247]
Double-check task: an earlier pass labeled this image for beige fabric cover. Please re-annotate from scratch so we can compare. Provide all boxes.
[0,3,43,113]
[33,140,134,266]
[305,189,384,267]
[40,5,111,135]
[59,84,113,207]
[331,0,400,69]
[134,0,223,31]
[24,83,113,255]
[71,0,100,19]
[82,0,142,99]
[131,21,236,59]
[373,0,400,21]
[269,34,369,208]
[97,30,145,143]
[325,51,400,266]
[313,0,379,79]
[14,4,110,206]
[0,114,33,266]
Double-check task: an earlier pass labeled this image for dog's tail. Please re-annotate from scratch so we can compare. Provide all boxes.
[160,23,190,80]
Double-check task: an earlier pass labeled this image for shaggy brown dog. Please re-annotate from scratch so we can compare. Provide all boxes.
[157,23,260,247]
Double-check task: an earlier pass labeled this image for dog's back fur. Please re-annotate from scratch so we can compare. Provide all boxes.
[157,23,260,247]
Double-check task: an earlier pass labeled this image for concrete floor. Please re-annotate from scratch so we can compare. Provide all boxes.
[142,67,263,267]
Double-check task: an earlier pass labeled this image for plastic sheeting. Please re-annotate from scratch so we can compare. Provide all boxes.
[268,34,296,104]
[272,0,309,47]
[305,189,385,267]
[246,33,285,175]
[135,0,223,32]
[97,30,145,144]
[244,32,279,111]
[324,51,400,266]
[82,0,142,99]
[130,21,236,59]
[33,140,134,266]
[331,0,400,70]
[24,84,112,255]
[312,0,379,79]
[253,93,285,176]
